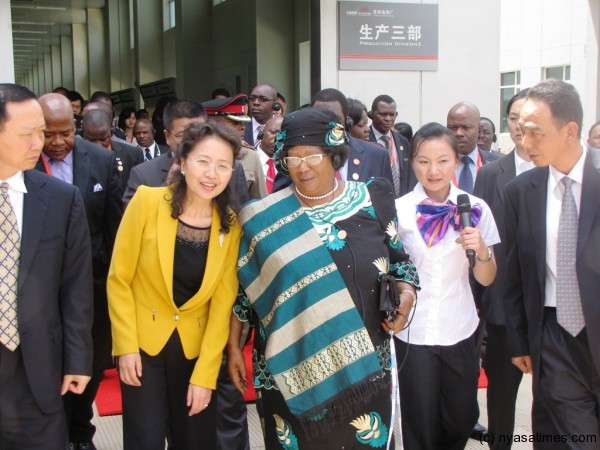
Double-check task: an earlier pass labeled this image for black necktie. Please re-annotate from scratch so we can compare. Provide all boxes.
[145,148,153,160]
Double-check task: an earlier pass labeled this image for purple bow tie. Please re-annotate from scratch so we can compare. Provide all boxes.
[416,198,482,247]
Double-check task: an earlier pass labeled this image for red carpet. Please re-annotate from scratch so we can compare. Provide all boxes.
[478,367,488,389]
[95,339,257,416]
[242,334,257,402]
[95,369,122,416]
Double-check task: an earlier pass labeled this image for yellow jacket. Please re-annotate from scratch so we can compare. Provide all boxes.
[107,185,242,389]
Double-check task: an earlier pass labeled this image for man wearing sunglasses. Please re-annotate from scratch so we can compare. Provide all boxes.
[244,83,278,146]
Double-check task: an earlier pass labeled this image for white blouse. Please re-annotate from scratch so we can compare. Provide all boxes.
[395,182,500,346]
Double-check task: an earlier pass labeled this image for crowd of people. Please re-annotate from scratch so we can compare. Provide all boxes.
[0,77,598,450]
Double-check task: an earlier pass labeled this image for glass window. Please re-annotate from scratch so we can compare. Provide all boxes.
[543,65,571,81]
[499,71,520,133]
[163,0,176,30]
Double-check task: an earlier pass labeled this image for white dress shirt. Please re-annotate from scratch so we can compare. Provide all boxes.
[544,148,586,307]
[1,171,27,235]
[395,183,500,346]
[514,150,535,176]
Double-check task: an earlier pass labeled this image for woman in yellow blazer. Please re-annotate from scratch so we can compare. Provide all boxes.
[107,122,242,450]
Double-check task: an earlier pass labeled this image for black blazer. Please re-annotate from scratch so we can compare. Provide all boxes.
[111,138,144,193]
[473,151,515,324]
[18,170,94,413]
[368,127,416,196]
[504,148,600,378]
[36,138,124,367]
[244,122,255,147]
[272,136,396,192]
[123,151,251,211]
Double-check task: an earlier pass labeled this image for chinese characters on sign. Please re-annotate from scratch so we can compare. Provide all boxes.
[339,2,439,71]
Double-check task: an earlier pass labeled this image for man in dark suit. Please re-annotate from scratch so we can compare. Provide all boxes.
[368,94,416,197]
[272,88,395,192]
[134,118,169,161]
[505,80,600,448]
[37,93,124,450]
[447,102,502,194]
[447,100,502,440]
[244,83,278,146]
[124,99,250,207]
[473,89,535,448]
[81,108,144,192]
[0,84,94,449]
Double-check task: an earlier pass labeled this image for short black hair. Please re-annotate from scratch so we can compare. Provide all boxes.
[527,80,583,139]
[480,117,496,134]
[347,98,367,127]
[410,122,458,161]
[211,88,230,99]
[310,88,349,119]
[589,120,600,138]
[90,91,113,106]
[66,90,84,104]
[0,83,37,131]
[394,122,413,142]
[162,99,206,131]
[505,88,530,117]
[371,94,395,113]
[118,106,137,130]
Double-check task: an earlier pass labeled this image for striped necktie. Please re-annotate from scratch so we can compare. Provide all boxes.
[381,135,401,197]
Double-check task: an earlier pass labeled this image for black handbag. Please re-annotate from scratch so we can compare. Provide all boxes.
[379,273,399,320]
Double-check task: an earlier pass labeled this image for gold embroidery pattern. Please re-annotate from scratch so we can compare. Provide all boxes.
[238,209,304,268]
[280,329,375,395]
[262,263,337,327]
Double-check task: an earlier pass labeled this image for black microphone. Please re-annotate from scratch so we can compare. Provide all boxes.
[457,194,475,269]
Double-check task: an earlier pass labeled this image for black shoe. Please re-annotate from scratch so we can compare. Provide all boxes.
[70,442,97,450]
[469,422,489,440]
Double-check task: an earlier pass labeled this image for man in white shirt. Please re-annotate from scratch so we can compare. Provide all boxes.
[504,79,600,447]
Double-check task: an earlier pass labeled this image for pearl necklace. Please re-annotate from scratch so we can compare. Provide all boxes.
[296,179,339,201]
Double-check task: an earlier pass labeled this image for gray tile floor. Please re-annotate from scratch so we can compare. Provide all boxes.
[93,374,535,449]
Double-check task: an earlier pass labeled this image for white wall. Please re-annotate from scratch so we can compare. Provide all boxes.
[0,2,15,83]
[498,0,599,149]
[320,0,501,130]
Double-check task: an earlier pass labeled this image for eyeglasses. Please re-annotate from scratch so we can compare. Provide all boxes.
[283,154,326,168]
[248,95,273,103]
[188,157,234,176]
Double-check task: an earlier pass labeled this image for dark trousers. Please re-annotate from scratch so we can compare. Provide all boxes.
[397,332,479,450]
[0,346,69,450]
[121,331,217,450]
[63,367,102,442]
[215,355,250,450]
[483,323,523,449]
[531,308,600,450]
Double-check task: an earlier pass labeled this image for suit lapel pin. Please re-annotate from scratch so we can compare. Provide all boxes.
[353,158,360,165]
[352,173,359,180]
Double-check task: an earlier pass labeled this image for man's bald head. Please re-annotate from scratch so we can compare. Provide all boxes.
[82,109,113,148]
[83,101,113,117]
[39,93,76,160]
[39,93,74,122]
[446,102,481,155]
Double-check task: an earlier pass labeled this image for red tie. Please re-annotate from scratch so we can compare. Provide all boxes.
[266,159,276,194]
